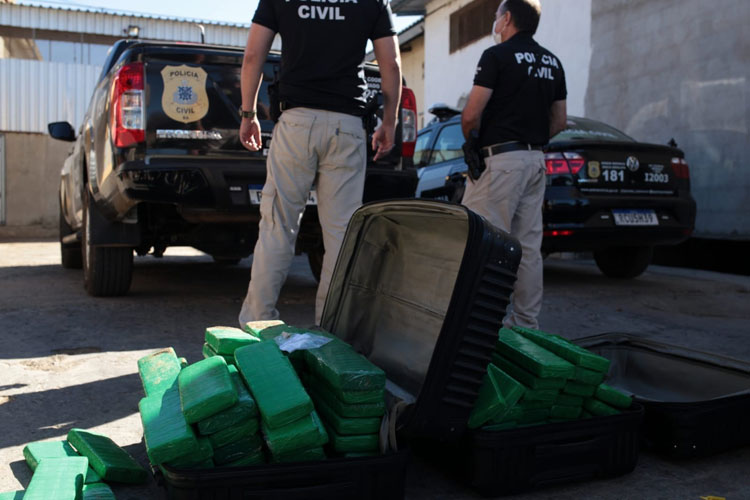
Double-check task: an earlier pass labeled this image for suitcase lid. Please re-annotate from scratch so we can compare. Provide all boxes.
[320,200,521,440]
[575,333,750,403]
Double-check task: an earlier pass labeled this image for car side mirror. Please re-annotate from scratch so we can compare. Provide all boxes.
[48,122,76,142]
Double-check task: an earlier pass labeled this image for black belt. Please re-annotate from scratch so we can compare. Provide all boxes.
[480,142,544,158]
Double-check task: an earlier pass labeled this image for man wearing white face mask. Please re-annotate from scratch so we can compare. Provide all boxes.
[461,0,567,329]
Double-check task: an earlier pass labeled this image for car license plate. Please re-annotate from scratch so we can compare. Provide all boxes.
[248,185,318,206]
[612,209,658,226]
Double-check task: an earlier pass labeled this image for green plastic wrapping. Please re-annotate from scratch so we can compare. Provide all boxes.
[24,457,88,500]
[137,348,182,397]
[555,393,584,407]
[596,383,632,409]
[313,389,382,435]
[520,387,559,403]
[584,398,620,417]
[342,451,380,458]
[213,434,264,466]
[234,341,313,429]
[165,437,214,468]
[205,326,260,355]
[263,411,328,456]
[518,399,550,411]
[208,418,259,449]
[202,343,235,365]
[303,337,385,392]
[582,410,594,418]
[564,381,597,397]
[512,326,611,373]
[224,452,265,467]
[81,483,115,500]
[327,430,379,453]
[139,386,200,465]
[67,428,147,484]
[242,320,286,337]
[496,329,575,379]
[468,364,525,429]
[198,366,259,435]
[490,352,566,390]
[489,404,524,424]
[549,405,583,419]
[178,356,238,424]
[23,440,101,484]
[574,366,606,386]
[305,377,385,418]
[519,408,550,424]
[482,421,519,431]
[0,492,24,500]
[271,446,327,463]
[309,372,385,404]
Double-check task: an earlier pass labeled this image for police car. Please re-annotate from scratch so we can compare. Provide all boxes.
[415,105,696,279]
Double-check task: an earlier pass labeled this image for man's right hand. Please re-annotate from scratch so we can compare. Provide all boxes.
[372,122,396,161]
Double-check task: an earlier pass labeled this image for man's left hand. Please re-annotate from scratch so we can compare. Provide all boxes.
[240,117,262,151]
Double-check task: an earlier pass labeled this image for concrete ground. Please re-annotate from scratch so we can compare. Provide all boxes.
[0,240,748,499]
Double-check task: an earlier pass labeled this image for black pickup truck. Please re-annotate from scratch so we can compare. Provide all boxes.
[49,39,419,296]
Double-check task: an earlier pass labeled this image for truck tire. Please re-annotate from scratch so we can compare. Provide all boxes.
[81,189,133,296]
[307,246,324,283]
[593,246,652,279]
[59,200,82,269]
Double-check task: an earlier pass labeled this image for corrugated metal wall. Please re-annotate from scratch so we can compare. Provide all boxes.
[0,60,101,133]
[0,3,249,47]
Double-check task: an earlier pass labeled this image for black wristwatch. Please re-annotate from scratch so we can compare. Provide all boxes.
[238,107,257,119]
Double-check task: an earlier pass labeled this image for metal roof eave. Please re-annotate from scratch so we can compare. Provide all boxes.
[391,0,428,15]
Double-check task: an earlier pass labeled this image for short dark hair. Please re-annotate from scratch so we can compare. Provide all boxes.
[500,0,542,34]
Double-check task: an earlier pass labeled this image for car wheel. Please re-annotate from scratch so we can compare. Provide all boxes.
[81,188,134,296]
[593,246,653,279]
[307,246,324,283]
[59,198,82,269]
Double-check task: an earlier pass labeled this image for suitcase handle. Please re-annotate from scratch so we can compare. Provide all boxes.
[535,436,604,458]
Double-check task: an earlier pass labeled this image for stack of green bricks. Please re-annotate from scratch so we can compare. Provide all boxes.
[469,327,632,430]
[3,428,147,499]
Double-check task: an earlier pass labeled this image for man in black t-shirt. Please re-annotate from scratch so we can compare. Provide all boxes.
[461,0,567,329]
[238,0,402,327]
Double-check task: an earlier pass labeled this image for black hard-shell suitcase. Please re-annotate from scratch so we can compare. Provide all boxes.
[575,332,750,458]
[160,200,522,499]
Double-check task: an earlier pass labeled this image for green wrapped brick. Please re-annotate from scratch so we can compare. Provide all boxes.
[584,398,620,417]
[482,421,518,431]
[582,410,594,418]
[23,441,100,484]
[235,341,313,429]
[178,356,238,424]
[342,451,380,458]
[271,446,327,463]
[327,430,379,453]
[198,366,259,435]
[243,320,286,337]
[520,387,559,402]
[574,366,606,386]
[564,381,597,397]
[304,338,385,392]
[496,328,575,379]
[555,393,584,407]
[596,384,632,409]
[313,391,382,435]
[81,483,115,500]
[512,326,611,374]
[164,459,215,471]
[213,434,264,466]
[225,452,265,467]
[490,404,523,424]
[263,411,328,455]
[468,364,525,429]
[310,373,384,404]
[519,399,550,411]
[550,405,582,420]
[201,343,235,365]
[67,429,147,484]
[490,353,566,390]
[305,378,385,418]
[519,408,550,424]
[165,437,213,468]
[0,492,24,500]
[206,326,260,355]
[24,457,88,500]
[137,348,182,397]
[139,386,200,465]
[208,418,259,449]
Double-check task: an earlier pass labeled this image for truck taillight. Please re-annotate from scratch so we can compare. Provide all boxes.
[545,152,584,175]
[110,62,145,148]
[671,157,690,179]
[401,87,417,158]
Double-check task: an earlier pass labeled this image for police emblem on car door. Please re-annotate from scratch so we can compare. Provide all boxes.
[161,65,209,124]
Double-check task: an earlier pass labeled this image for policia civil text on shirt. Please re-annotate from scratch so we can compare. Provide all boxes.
[461,0,567,329]
[237,0,403,327]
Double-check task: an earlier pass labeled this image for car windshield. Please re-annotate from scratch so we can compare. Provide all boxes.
[427,123,464,165]
[552,117,635,143]
[413,129,435,166]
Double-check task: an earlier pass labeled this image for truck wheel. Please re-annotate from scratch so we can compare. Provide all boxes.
[81,189,133,296]
[59,200,82,269]
[593,246,652,279]
[307,246,324,283]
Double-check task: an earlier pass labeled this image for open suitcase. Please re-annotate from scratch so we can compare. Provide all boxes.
[159,200,522,499]
[575,333,750,459]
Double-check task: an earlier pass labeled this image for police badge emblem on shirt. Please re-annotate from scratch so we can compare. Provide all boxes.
[161,65,209,124]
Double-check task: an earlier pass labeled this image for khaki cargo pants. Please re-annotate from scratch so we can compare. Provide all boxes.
[462,149,546,329]
[239,108,366,326]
